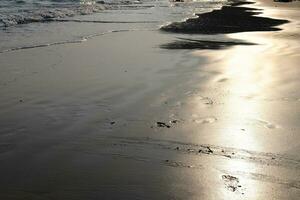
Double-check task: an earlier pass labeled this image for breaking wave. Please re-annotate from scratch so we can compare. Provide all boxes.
[0,0,148,27]
[0,4,107,27]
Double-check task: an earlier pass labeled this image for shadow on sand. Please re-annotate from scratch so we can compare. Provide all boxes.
[160,38,256,50]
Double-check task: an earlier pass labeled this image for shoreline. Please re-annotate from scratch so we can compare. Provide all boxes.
[0,0,223,54]
[0,0,291,54]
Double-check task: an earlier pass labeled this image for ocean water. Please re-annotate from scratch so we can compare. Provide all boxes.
[0,0,226,52]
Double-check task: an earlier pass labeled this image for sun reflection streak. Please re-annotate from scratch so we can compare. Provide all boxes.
[226,56,260,142]
[214,33,277,199]
[187,4,300,198]
[217,45,262,199]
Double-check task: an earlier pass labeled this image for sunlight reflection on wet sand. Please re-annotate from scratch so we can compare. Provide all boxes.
[184,5,300,197]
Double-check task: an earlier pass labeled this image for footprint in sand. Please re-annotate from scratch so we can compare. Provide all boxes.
[216,77,229,83]
[254,119,280,129]
[185,90,200,97]
[222,175,243,192]
[202,97,214,105]
[192,116,217,124]
[193,96,214,105]
[174,101,183,107]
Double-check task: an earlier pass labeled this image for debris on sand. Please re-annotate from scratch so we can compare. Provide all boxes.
[222,175,241,192]
[198,146,214,154]
[222,175,239,182]
[203,97,214,105]
[156,122,171,128]
[110,121,116,125]
[164,159,194,168]
[187,148,195,152]
[207,147,213,153]
[170,119,179,124]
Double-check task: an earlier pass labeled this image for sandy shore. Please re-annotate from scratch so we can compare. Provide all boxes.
[0,0,300,199]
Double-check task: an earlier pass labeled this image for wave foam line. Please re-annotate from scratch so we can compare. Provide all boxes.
[53,19,161,23]
[0,28,155,54]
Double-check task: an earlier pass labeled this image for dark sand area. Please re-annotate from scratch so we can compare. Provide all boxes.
[160,0,292,50]
[0,0,300,199]
[161,1,289,34]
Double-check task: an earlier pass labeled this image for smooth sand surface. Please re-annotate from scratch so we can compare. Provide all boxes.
[0,1,300,199]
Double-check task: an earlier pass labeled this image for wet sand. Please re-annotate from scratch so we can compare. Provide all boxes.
[0,0,300,199]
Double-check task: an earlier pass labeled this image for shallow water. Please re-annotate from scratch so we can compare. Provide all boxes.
[0,0,226,52]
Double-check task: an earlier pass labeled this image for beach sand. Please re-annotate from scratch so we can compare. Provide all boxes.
[0,0,300,199]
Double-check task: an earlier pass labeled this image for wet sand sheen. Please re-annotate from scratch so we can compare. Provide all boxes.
[0,0,300,199]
